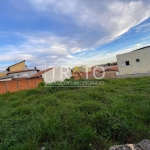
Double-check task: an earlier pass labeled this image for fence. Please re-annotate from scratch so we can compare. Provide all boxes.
[0,78,43,94]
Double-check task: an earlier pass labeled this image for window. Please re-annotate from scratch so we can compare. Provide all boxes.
[23,73,28,77]
[121,61,130,67]
[126,61,130,66]
[136,59,140,62]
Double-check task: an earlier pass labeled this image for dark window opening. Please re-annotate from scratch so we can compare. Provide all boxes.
[125,61,130,66]
[136,59,140,62]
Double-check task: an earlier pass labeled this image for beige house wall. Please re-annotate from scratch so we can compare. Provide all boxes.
[9,61,26,72]
[117,47,150,75]
[0,73,6,77]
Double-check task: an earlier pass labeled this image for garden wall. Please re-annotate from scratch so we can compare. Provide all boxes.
[0,78,43,94]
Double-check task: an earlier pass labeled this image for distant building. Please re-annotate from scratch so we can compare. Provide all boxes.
[91,65,118,73]
[0,60,26,77]
[0,75,14,82]
[73,65,91,73]
[0,60,40,79]
[7,69,39,79]
[117,46,150,75]
[6,60,26,72]
[73,65,118,80]
[30,66,72,84]
[105,66,119,74]
[0,71,8,77]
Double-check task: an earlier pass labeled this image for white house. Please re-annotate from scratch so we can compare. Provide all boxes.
[117,46,150,75]
[30,66,72,84]
[7,68,39,78]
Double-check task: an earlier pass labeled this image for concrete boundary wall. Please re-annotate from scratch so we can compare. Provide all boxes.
[0,78,43,94]
[117,73,150,79]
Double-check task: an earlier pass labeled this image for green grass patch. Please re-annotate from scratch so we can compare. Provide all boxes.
[0,77,150,149]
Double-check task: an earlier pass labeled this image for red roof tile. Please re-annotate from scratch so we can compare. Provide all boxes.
[29,68,53,78]
[73,66,118,77]
[106,66,118,71]
[91,65,118,72]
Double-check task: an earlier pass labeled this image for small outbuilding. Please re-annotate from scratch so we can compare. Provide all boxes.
[117,46,150,75]
[30,66,72,84]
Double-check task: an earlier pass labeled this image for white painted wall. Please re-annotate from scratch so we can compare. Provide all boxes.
[117,47,150,75]
[0,78,12,82]
[9,70,38,78]
[42,66,72,83]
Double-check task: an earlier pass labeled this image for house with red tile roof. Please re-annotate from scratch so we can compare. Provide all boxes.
[29,68,53,78]
[105,65,118,72]
[30,66,72,84]
[0,60,40,79]
[73,65,118,80]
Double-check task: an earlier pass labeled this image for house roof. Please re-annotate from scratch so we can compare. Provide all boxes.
[0,75,14,80]
[29,68,53,78]
[7,60,25,69]
[105,66,118,72]
[7,69,39,75]
[74,65,118,76]
[73,70,100,76]
[133,46,150,51]
[117,46,150,56]
[91,65,118,72]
